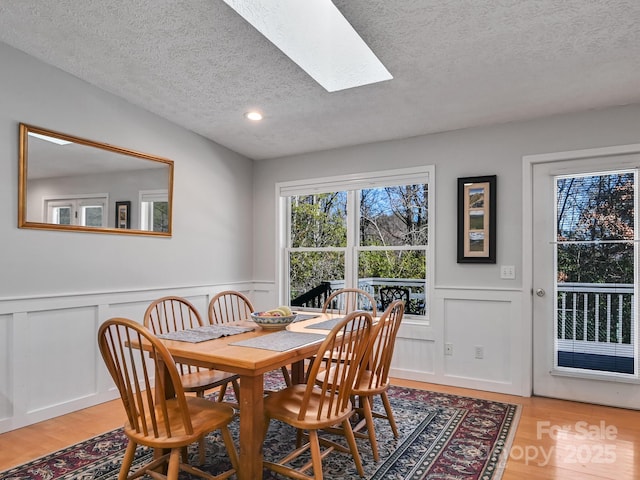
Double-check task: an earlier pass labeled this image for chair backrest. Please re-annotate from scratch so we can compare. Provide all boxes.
[379,286,409,311]
[301,311,373,421]
[361,300,404,390]
[208,290,254,324]
[143,296,204,375]
[144,296,204,333]
[98,317,193,440]
[322,288,377,316]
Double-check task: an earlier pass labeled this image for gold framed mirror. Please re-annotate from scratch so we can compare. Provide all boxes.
[18,123,173,236]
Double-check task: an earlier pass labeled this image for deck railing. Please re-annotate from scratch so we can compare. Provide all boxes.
[291,278,426,315]
[556,282,634,358]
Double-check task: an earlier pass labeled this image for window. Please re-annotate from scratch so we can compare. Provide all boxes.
[555,169,637,375]
[45,195,107,227]
[278,167,432,319]
[139,190,169,232]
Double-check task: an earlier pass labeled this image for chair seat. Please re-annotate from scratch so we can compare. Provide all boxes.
[180,369,239,393]
[124,396,235,449]
[352,370,389,396]
[317,366,388,396]
[265,384,354,430]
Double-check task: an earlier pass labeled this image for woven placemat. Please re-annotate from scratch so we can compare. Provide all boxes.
[158,324,254,343]
[303,317,345,331]
[230,330,326,351]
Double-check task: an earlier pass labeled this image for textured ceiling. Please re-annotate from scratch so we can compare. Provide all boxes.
[1,1,639,160]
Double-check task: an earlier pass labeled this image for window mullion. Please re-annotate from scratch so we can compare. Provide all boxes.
[345,190,359,288]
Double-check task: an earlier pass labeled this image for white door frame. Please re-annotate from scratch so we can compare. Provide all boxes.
[522,143,640,398]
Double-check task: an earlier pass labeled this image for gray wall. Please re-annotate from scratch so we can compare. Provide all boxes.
[0,42,254,298]
[252,103,640,396]
[253,104,640,289]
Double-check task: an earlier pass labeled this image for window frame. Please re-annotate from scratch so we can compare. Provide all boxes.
[553,168,638,377]
[139,189,169,232]
[276,166,434,321]
[44,193,108,227]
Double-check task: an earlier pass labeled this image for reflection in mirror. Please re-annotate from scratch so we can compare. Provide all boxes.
[19,123,173,236]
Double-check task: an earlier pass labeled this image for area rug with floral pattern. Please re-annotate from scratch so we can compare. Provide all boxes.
[1,381,520,480]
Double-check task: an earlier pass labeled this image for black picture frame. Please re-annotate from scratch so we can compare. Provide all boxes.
[457,175,496,263]
[115,201,131,229]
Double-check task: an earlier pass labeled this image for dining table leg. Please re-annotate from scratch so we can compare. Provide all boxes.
[237,372,265,480]
[290,359,306,384]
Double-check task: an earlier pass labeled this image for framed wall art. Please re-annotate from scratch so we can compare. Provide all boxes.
[457,175,496,263]
[115,201,131,229]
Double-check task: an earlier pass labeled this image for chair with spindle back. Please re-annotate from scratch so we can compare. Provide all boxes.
[144,295,240,464]
[309,288,378,377]
[208,290,292,386]
[97,317,239,480]
[316,300,405,461]
[208,290,254,325]
[322,287,377,316]
[262,311,373,479]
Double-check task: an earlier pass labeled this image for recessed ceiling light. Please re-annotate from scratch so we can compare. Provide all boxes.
[222,0,392,92]
[245,111,263,121]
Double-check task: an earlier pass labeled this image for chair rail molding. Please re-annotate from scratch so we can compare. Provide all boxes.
[0,281,255,434]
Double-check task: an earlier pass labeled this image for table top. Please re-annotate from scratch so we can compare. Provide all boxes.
[153,312,338,376]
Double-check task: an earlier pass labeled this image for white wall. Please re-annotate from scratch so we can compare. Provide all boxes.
[0,42,256,432]
[253,103,640,397]
[0,42,254,297]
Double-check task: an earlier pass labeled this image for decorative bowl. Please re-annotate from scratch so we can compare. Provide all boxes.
[250,312,297,330]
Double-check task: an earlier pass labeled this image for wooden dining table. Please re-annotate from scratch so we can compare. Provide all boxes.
[143,312,338,480]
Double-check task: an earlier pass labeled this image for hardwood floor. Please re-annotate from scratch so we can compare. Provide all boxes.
[1,379,638,479]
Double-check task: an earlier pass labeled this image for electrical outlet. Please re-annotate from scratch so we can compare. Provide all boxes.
[445,343,453,356]
[475,345,484,359]
[500,265,515,279]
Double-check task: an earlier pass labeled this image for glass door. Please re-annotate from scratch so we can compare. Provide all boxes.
[532,157,639,407]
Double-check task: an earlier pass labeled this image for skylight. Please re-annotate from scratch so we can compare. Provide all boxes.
[28,132,72,145]
[222,0,392,92]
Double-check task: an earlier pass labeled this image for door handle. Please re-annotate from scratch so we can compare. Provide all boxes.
[535,288,545,297]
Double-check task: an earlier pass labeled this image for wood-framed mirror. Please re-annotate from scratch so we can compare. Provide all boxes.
[18,123,174,236]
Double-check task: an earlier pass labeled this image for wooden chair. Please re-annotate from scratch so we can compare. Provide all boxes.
[144,296,240,464]
[97,317,239,480]
[262,311,373,479]
[207,290,254,325]
[379,286,409,311]
[209,290,292,387]
[317,300,405,461]
[311,288,377,376]
[322,287,377,316]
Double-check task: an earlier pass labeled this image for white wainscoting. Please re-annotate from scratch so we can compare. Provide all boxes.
[253,283,530,397]
[0,282,256,434]
[0,282,528,433]
[389,287,528,397]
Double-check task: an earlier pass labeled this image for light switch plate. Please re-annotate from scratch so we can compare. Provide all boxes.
[500,265,515,279]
